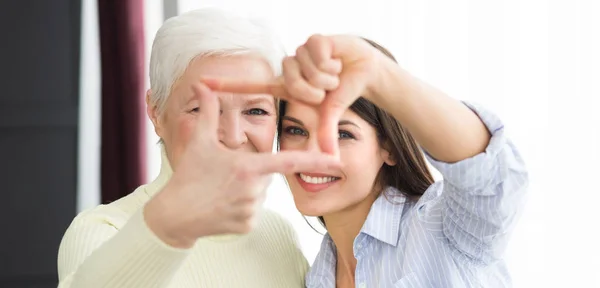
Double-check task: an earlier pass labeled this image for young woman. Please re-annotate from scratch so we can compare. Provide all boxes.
[207,35,528,287]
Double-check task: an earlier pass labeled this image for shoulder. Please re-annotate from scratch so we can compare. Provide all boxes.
[416,181,444,206]
[61,186,150,244]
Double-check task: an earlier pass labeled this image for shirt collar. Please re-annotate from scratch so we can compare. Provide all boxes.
[305,234,335,288]
[360,187,407,247]
[306,187,408,287]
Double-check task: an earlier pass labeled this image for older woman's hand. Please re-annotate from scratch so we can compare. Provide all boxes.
[202,35,385,157]
[144,83,342,248]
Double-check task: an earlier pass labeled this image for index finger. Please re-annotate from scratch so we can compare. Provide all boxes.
[247,151,342,176]
[201,77,291,100]
[191,83,220,143]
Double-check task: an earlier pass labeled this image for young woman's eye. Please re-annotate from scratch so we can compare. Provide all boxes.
[338,130,355,139]
[245,108,269,116]
[283,126,307,136]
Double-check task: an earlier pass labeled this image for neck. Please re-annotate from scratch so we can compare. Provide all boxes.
[145,145,173,198]
[324,192,378,280]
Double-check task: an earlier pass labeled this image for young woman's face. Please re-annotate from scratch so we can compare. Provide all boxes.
[279,103,395,217]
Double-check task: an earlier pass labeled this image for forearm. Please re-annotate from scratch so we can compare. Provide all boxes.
[368,56,490,163]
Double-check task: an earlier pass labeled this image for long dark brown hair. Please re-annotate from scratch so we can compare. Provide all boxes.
[277,38,435,226]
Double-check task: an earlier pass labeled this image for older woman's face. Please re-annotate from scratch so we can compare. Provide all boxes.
[148,55,277,168]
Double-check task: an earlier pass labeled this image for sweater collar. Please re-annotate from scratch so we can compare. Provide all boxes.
[144,145,173,198]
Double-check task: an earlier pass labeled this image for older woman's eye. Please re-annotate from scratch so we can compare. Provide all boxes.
[245,108,269,116]
[338,130,355,139]
[190,107,199,113]
[283,126,307,136]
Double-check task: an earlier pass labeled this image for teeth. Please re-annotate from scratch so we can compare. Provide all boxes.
[299,173,338,184]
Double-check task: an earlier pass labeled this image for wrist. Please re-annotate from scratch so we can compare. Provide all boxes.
[144,187,196,249]
[365,51,396,107]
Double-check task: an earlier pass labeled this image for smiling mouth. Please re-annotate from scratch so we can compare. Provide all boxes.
[298,173,340,184]
[295,173,341,193]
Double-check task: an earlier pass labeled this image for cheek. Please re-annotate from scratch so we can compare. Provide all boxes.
[279,137,294,151]
[246,118,277,152]
[175,117,195,144]
[164,116,195,168]
[339,145,384,192]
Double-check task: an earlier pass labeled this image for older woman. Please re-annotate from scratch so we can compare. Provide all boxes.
[57,8,340,288]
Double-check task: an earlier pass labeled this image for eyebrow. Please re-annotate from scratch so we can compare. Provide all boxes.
[185,94,273,107]
[282,116,360,129]
[245,96,273,106]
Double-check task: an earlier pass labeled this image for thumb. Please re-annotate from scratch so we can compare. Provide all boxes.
[318,71,366,156]
[317,102,344,157]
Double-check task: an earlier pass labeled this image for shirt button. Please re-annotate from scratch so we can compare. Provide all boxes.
[357,244,363,249]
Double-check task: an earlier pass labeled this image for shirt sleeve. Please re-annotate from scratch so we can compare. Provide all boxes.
[424,102,529,265]
[57,206,191,288]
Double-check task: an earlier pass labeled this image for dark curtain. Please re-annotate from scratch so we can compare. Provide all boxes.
[98,0,147,204]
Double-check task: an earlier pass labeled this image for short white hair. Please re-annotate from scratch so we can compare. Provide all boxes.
[149,8,286,113]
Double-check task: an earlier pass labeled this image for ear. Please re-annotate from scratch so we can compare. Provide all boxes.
[146,89,164,139]
[380,144,397,166]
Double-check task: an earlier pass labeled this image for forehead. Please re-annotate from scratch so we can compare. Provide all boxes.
[174,54,276,106]
[187,54,274,79]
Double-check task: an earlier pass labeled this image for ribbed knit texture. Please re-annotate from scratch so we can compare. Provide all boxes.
[57,148,309,288]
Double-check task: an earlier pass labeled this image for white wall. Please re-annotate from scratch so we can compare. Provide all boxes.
[143,1,600,287]
[145,0,165,182]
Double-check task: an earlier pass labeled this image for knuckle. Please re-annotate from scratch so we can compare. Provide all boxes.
[240,218,257,234]
[236,207,251,220]
[282,56,295,70]
[303,69,320,86]
[287,78,307,95]
[280,157,296,171]
[306,34,324,46]
[232,160,252,180]
[307,74,329,89]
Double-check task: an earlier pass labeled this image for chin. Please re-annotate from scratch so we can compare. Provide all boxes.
[294,201,327,217]
[290,190,339,217]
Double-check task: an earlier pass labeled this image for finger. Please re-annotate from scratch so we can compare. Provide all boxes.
[329,35,368,60]
[320,59,343,75]
[296,46,339,90]
[318,101,345,157]
[282,56,326,105]
[305,34,340,73]
[317,72,366,156]
[248,151,342,175]
[201,77,291,100]
[191,83,220,142]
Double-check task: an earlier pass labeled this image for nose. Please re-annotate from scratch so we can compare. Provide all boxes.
[218,111,248,149]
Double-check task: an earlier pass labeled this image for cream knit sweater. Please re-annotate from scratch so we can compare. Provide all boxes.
[57,149,309,288]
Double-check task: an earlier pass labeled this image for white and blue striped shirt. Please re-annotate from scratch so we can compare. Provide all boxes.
[306,103,529,288]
